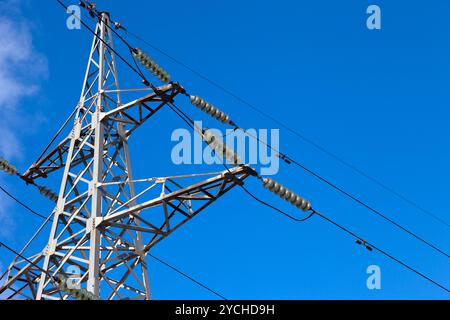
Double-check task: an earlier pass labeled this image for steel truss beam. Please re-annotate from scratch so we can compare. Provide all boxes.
[0,13,254,300]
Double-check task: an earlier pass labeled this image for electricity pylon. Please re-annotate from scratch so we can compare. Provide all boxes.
[0,12,255,300]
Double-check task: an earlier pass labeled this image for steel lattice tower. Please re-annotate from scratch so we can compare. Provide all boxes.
[0,12,254,300]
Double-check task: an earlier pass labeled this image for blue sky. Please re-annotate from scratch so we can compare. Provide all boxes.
[0,0,450,299]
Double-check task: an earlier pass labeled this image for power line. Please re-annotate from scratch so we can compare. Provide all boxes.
[55,0,151,86]
[84,8,450,260]
[165,99,450,293]
[239,178,450,293]
[0,210,54,284]
[311,209,450,294]
[54,0,450,295]
[164,101,316,223]
[164,99,450,293]
[149,253,227,300]
[241,182,450,293]
[167,99,450,260]
[235,129,450,259]
[0,185,49,221]
[0,241,56,281]
[125,26,450,231]
[61,0,450,264]
[74,2,450,249]
[283,155,450,258]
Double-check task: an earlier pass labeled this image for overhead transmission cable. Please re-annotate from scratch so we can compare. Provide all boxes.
[310,209,450,293]
[159,101,314,223]
[165,99,450,294]
[54,0,450,295]
[112,1,450,260]
[0,209,54,284]
[73,1,450,249]
[0,185,48,221]
[124,19,450,231]
[0,159,68,221]
[149,253,227,300]
[162,100,314,221]
[167,97,450,256]
[183,93,450,259]
[35,106,78,163]
[69,2,450,260]
[56,0,155,88]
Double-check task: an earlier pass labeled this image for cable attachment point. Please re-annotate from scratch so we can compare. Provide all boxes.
[189,95,231,124]
[0,158,18,175]
[262,177,312,212]
[19,174,36,186]
[355,239,373,251]
[132,48,170,83]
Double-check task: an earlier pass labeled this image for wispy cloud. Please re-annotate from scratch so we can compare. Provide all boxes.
[0,0,48,238]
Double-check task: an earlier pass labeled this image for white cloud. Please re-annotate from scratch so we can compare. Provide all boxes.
[0,0,48,158]
[0,0,48,238]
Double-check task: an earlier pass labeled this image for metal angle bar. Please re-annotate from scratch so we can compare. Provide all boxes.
[61,246,133,251]
[101,83,176,119]
[145,174,252,251]
[56,199,90,239]
[99,270,126,300]
[99,170,229,186]
[104,88,154,93]
[162,198,190,218]
[102,166,250,224]
[103,222,159,234]
[52,252,89,265]
[102,274,146,296]
[0,254,45,295]
[105,256,142,300]
[125,212,165,233]
[107,182,158,216]
[102,236,146,290]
